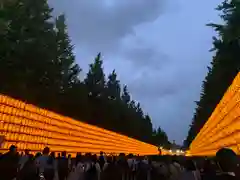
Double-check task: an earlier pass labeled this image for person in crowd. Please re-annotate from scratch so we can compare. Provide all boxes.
[84,153,100,180]
[57,153,61,159]
[102,155,112,172]
[117,153,129,180]
[36,147,55,180]
[18,154,39,180]
[112,155,117,165]
[179,159,201,180]
[68,154,72,172]
[213,148,238,180]
[99,151,106,171]
[94,154,101,180]
[172,158,182,173]
[147,158,152,180]
[137,156,150,180]
[150,159,162,180]
[0,145,19,180]
[35,152,42,174]
[19,149,31,171]
[67,153,84,180]
[101,156,117,180]
[50,152,59,180]
[127,154,138,180]
[142,156,148,165]
[84,153,92,172]
[168,158,182,180]
[201,159,216,180]
[58,151,69,180]
[157,160,169,180]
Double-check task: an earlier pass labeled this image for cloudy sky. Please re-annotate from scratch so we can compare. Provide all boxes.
[48,0,222,144]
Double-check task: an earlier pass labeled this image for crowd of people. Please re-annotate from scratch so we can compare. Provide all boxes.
[0,145,239,180]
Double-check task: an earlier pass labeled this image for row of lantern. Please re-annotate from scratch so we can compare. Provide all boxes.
[0,95,159,155]
[192,73,240,146]
[1,141,134,154]
[191,105,240,152]
[0,125,153,153]
[3,96,140,146]
[0,113,155,151]
[2,132,152,153]
[189,73,240,156]
[2,123,157,154]
[193,92,240,149]
[0,96,157,150]
[0,120,158,155]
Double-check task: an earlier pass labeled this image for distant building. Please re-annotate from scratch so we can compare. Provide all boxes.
[171,140,183,154]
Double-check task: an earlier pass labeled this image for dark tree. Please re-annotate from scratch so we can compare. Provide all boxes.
[185,0,240,147]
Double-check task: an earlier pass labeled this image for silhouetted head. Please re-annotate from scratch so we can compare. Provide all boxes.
[35,152,42,158]
[119,153,125,157]
[128,153,134,158]
[61,151,67,157]
[25,149,30,155]
[216,148,237,172]
[9,145,17,154]
[50,152,55,158]
[43,147,50,155]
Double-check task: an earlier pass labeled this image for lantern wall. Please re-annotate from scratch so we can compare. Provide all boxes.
[189,72,240,156]
[0,95,159,155]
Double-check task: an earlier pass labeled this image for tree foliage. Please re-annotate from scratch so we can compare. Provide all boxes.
[0,0,169,146]
[185,0,240,147]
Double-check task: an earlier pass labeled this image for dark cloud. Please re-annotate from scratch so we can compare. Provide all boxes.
[48,0,166,53]
[127,69,180,100]
[123,46,170,70]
